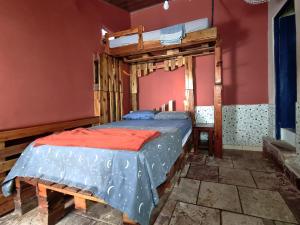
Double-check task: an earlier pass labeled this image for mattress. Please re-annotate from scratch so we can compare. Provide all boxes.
[2,118,192,225]
[109,18,210,48]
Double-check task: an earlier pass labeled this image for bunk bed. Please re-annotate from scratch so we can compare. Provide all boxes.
[0,17,223,225]
[100,17,223,158]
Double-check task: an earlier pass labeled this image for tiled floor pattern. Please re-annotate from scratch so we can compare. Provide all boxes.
[1,150,300,225]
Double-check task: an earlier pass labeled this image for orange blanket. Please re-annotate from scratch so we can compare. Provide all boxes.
[34,128,160,151]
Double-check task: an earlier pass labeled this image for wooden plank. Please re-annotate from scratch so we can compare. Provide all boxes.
[115,92,120,121]
[142,63,148,76]
[100,91,109,124]
[123,46,214,64]
[168,100,175,111]
[109,27,217,57]
[0,117,99,142]
[109,91,115,122]
[148,62,154,73]
[131,94,138,111]
[214,84,223,158]
[130,65,138,94]
[38,183,106,205]
[108,26,141,38]
[215,45,222,84]
[74,196,87,213]
[94,91,100,117]
[177,56,184,67]
[0,142,30,158]
[137,25,144,50]
[170,59,176,71]
[0,159,18,173]
[184,90,195,112]
[164,60,169,71]
[184,56,194,90]
[100,54,108,91]
[137,64,142,77]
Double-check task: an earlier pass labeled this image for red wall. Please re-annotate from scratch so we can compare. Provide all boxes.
[0,0,130,130]
[132,0,268,109]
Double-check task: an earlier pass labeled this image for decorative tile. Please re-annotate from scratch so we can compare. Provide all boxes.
[268,104,276,139]
[169,178,200,204]
[169,202,220,225]
[219,167,256,188]
[186,164,218,182]
[197,182,242,213]
[222,211,265,225]
[238,187,297,223]
[195,104,271,147]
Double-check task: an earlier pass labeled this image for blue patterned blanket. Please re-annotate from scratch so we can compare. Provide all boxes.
[2,119,191,225]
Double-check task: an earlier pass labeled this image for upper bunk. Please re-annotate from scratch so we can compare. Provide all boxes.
[104,18,218,62]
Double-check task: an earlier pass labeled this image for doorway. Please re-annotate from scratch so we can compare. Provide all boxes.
[274,0,297,143]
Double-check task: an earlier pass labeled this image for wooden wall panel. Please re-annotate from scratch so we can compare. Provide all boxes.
[95,54,124,123]
[130,64,138,111]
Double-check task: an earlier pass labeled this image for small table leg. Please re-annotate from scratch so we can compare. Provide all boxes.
[208,130,214,156]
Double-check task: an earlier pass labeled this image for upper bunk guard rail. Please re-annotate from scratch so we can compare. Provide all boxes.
[105,26,218,58]
[104,25,144,54]
[0,116,99,216]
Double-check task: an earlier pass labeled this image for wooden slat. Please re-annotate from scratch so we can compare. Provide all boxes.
[168,100,175,111]
[131,94,138,111]
[38,183,106,205]
[100,54,109,92]
[94,91,100,117]
[0,142,30,158]
[109,27,217,57]
[137,64,142,77]
[0,117,99,142]
[184,56,194,90]
[130,65,138,94]
[107,26,141,38]
[109,91,115,122]
[214,85,223,158]
[215,45,222,84]
[164,60,169,71]
[0,159,18,173]
[100,91,109,124]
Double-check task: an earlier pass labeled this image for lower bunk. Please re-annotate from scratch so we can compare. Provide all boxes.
[13,137,192,225]
[1,107,193,225]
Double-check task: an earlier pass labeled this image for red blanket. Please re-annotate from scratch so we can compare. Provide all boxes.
[34,128,160,151]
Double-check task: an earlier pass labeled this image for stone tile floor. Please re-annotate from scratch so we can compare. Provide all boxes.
[1,150,300,225]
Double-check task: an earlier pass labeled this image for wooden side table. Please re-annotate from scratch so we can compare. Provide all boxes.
[193,123,214,156]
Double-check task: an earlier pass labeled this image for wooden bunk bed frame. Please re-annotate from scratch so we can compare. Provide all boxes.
[102,25,223,158]
[0,24,222,225]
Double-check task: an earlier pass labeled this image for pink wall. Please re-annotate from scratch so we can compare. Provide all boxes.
[0,0,130,130]
[132,0,268,109]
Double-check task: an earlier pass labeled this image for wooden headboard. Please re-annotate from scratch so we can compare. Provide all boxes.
[153,100,176,112]
[0,117,99,216]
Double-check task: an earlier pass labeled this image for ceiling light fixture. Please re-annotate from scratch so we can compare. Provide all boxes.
[163,0,169,10]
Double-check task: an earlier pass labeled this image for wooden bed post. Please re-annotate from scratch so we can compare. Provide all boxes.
[184,56,196,121]
[130,64,138,111]
[214,44,223,158]
[93,54,100,118]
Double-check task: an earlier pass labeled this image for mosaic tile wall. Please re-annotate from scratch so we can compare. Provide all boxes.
[195,104,274,147]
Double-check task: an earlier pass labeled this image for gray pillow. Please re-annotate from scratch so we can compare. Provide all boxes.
[154,112,189,120]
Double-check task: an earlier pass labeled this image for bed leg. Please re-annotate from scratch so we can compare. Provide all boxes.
[14,178,38,216]
[37,184,65,225]
[74,196,87,213]
[123,213,139,225]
